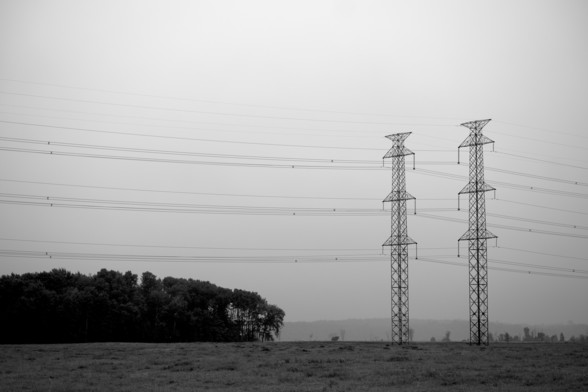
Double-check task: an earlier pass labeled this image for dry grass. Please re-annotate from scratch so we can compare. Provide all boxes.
[1,342,587,391]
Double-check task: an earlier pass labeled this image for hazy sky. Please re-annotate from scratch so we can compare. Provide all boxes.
[1,0,587,325]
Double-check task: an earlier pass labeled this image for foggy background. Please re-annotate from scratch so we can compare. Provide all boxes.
[1,0,587,326]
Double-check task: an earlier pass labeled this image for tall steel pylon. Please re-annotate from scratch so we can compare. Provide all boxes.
[457,119,497,346]
[382,132,416,345]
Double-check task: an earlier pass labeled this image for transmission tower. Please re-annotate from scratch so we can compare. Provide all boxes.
[382,132,416,345]
[457,119,497,346]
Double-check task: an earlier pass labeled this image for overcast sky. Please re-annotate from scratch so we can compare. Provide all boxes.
[1,0,587,326]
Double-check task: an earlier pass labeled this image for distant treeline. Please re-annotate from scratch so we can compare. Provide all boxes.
[0,269,285,344]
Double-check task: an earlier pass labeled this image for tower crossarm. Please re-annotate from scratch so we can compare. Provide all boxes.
[457,119,495,164]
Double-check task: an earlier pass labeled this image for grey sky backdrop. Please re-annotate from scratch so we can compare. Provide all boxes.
[1,0,587,325]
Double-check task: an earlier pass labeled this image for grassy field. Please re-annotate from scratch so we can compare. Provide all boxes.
[1,341,587,391]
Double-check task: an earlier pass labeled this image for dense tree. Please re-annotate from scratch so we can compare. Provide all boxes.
[550,335,558,343]
[537,332,546,342]
[0,269,284,344]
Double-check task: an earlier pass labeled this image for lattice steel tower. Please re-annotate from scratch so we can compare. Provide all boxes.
[457,119,497,346]
[383,132,416,345]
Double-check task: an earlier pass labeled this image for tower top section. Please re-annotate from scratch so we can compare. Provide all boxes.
[459,119,494,148]
[385,132,412,143]
[384,132,414,159]
[460,119,491,132]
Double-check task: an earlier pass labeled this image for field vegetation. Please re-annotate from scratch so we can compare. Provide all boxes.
[1,341,587,391]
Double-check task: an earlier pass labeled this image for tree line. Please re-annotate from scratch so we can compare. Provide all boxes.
[0,268,285,344]
[493,327,586,343]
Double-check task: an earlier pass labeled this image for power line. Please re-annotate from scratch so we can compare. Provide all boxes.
[491,257,588,274]
[494,151,588,171]
[0,120,384,151]
[0,249,387,263]
[0,191,453,216]
[0,185,585,230]
[416,212,588,240]
[494,199,588,217]
[4,136,588,196]
[426,255,588,275]
[0,198,386,216]
[1,179,585,217]
[415,168,588,200]
[0,132,455,167]
[0,178,379,201]
[416,257,588,280]
[421,203,588,235]
[0,103,386,137]
[484,166,588,187]
[493,120,588,142]
[0,146,385,170]
[487,129,588,152]
[3,87,587,165]
[0,144,442,171]
[496,246,588,263]
[0,246,584,274]
[5,191,582,228]
[0,237,459,255]
[0,78,463,121]
[446,163,588,188]
[0,90,455,126]
[0,104,462,142]
[489,258,588,274]
[3,121,588,185]
[0,237,387,252]
[484,212,588,231]
[2,248,586,280]
[0,135,382,164]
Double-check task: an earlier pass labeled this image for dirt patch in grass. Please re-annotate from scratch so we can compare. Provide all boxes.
[0,342,586,391]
